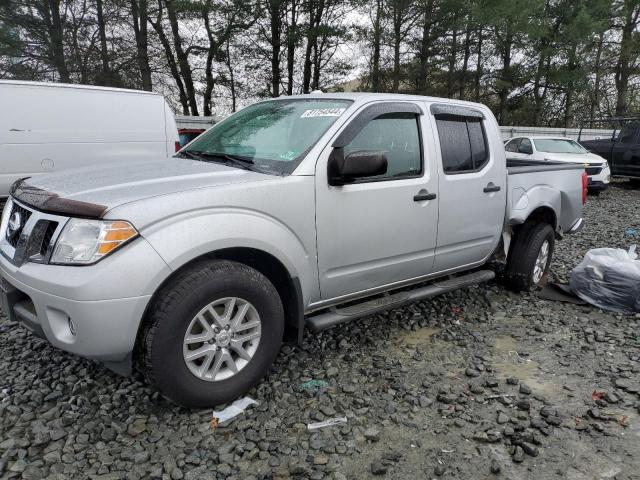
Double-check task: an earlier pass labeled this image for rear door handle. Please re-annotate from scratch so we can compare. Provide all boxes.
[483,183,501,193]
[414,190,437,201]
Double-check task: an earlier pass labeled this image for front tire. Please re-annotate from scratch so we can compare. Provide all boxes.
[139,260,284,408]
[504,222,555,292]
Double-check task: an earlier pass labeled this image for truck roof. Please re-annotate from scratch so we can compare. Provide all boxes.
[262,92,490,109]
[0,79,160,96]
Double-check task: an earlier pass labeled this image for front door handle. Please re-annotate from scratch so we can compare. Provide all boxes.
[483,183,501,193]
[414,190,437,201]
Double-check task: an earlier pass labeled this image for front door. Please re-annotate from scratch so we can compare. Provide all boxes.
[430,104,506,272]
[315,102,439,301]
[612,121,640,177]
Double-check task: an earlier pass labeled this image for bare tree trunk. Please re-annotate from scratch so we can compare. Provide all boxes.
[459,15,472,99]
[589,31,604,123]
[474,26,482,102]
[371,0,382,92]
[311,38,320,90]
[563,44,577,128]
[286,0,298,95]
[447,21,457,98]
[615,0,639,116]
[532,48,547,126]
[267,0,283,97]
[302,0,314,93]
[164,0,198,115]
[416,0,434,95]
[391,1,403,92]
[96,0,112,86]
[43,0,71,82]
[202,6,216,116]
[149,5,189,114]
[497,28,512,125]
[131,0,152,91]
[225,39,237,112]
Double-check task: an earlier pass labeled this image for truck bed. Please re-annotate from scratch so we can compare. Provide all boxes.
[506,157,584,235]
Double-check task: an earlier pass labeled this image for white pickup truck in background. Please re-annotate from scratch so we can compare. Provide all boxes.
[0,93,586,407]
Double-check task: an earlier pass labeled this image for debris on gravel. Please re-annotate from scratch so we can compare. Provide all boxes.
[1,185,640,479]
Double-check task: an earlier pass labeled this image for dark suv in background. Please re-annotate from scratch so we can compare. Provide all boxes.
[580,118,640,179]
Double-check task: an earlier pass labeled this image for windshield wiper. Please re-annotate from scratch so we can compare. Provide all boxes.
[182,150,257,171]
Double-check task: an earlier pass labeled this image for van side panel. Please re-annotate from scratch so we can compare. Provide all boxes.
[0,83,173,196]
[163,100,179,157]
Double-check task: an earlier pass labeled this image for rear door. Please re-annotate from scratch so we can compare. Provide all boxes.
[430,104,506,272]
[315,101,439,300]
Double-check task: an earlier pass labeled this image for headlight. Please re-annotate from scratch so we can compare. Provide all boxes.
[51,219,138,265]
[602,161,609,170]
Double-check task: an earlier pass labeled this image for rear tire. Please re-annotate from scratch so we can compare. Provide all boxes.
[139,260,284,408]
[504,222,555,292]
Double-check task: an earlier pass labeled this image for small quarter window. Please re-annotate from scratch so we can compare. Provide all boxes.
[435,114,489,174]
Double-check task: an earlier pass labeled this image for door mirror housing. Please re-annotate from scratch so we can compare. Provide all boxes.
[518,143,533,155]
[328,149,388,185]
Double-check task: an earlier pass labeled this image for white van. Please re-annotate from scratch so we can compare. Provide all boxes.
[0,80,179,196]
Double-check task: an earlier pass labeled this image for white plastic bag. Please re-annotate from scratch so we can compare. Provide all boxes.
[570,245,640,313]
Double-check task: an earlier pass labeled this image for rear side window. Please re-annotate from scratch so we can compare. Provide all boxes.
[435,115,489,174]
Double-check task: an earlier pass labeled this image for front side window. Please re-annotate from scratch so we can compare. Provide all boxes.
[519,138,533,154]
[533,139,588,154]
[342,112,422,181]
[436,115,489,173]
[505,138,521,152]
[182,99,352,175]
[619,121,639,143]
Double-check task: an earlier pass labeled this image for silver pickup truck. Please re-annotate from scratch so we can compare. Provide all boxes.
[0,93,586,407]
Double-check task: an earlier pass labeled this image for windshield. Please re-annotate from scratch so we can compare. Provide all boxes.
[181,99,352,175]
[533,139,588,154]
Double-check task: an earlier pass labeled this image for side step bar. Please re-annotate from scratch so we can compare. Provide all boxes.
[306,270,495,332]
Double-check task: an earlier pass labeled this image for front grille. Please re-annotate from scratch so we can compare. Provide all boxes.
[40,221,58,257]
[6,203,32,247]
[2,200,62,266]
[586,166,602,176]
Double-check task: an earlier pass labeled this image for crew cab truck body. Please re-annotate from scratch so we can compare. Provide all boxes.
[0,94,585,407]
[580,119,640,178]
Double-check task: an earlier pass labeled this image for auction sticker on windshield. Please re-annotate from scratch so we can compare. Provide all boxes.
[301,108,346,118]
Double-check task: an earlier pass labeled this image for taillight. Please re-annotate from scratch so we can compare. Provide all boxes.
[581,172,588,205]
[175,141,181,153]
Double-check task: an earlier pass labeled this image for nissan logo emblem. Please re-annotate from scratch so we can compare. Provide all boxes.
[7,211,22,239]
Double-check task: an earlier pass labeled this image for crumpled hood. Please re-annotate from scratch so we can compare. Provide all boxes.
[541,152,606,165]
[12,158,274,216]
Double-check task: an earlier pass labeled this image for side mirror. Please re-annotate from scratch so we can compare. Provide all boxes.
[328,149,388,185]
[518,144,533,155]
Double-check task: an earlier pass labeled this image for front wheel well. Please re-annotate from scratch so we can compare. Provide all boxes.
[135,248,304,356]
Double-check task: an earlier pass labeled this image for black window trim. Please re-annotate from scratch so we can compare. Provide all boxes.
[434,112,490,176]
[329,101,425,185]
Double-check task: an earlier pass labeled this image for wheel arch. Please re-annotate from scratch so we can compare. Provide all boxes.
[134,247,305,362]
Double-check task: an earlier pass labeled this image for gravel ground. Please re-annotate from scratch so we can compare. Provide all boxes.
[1,184,640,480]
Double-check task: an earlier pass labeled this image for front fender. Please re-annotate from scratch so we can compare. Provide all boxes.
[141,208,318,306]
